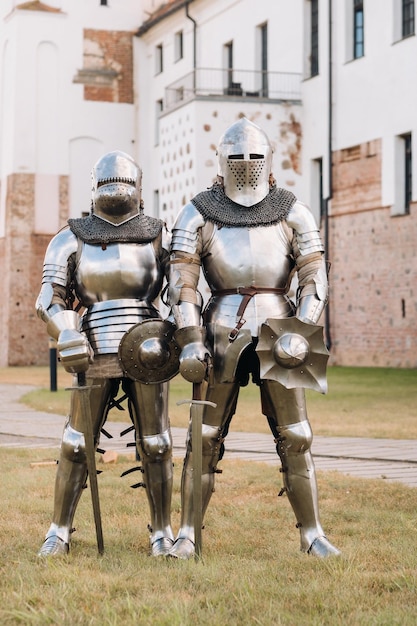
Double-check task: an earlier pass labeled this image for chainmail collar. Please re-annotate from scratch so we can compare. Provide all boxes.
[68,213,163,244]
[191,183,297,228]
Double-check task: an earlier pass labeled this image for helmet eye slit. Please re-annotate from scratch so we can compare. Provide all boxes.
[97,177,136,188]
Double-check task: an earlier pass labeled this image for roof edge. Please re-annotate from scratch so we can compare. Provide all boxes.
[136,0,195,37]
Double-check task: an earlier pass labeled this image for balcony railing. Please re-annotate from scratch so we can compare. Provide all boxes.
[164,68,302,111]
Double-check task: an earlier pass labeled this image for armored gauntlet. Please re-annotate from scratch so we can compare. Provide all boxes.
[174,326,211,383]
[47,310,93,374]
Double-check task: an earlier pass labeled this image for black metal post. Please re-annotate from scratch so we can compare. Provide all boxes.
[49,338,57,392]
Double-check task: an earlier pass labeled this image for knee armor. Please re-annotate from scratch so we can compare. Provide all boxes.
[277,420,313,456]
[140,429,172,463]
[61,422,86,463]
[201,424,223,457]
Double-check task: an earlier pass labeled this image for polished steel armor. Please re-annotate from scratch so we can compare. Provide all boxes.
[168,119,340,560]
[91,150,142,224]
[36,152,175,557]
[217,117,273,207]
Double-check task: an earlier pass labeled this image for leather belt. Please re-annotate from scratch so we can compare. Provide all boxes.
[212,287,287,341]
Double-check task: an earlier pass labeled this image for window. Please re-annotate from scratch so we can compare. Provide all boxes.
[311,0,319,76]
[393,133,412,215]
[174,31,184,62]
[153,190,160,218]
[224,41,233,88]
[223,41,242,95]
[402,0,415,37]
[259,23,268,96]
[354,1,364,58]
[155,99,163,145]
[404,133,412,212]
[155,44,163,74]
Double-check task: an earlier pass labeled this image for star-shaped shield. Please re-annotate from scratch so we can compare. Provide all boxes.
[256,317,329,393]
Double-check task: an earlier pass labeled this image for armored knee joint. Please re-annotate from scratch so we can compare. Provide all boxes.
[61,422,86,463]
[201,424,222,456]
[277,420,313,458]
[140,429,172,463]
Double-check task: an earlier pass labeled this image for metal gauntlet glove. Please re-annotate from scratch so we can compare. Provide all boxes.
[57,329,94,374]
[174,326,211,383]
[46,310,94,374]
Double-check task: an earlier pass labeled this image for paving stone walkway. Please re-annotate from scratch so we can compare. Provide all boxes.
[1,384,416,487]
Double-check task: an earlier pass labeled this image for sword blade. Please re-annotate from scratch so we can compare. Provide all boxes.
[76,372,104,554]
[192,382,203,560]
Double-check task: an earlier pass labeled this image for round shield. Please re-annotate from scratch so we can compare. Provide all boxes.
[118,319,180,383]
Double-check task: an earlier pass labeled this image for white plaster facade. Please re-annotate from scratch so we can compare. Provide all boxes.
[135,0,305,227]
[301,0,417,216]
[0,0,140,238]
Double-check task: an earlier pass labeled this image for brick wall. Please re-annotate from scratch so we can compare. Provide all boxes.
[1,173,69,367]
[328,140,417,367]
[80,29,134,104]
[0,237,7,366]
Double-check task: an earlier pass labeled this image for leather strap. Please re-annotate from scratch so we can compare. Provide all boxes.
[212,287,287,342]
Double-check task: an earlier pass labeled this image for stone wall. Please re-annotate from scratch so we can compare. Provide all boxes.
[2,173,67,367]
[78,29,134,104]
[328,140,417,367]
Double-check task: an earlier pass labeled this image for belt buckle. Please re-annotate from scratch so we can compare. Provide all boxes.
[228,318,246,342]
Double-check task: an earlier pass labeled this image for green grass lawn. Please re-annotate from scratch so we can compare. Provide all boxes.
[1,366,416,624]
[0,448,416,625]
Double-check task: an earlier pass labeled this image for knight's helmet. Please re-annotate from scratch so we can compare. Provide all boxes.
[91,150,142,225]
[217,117,273,207]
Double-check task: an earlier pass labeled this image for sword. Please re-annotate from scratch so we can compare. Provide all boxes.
[178,381,216,561]
[73,372,104,554]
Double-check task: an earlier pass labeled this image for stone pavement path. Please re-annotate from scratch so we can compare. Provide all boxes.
[1,384,417,487]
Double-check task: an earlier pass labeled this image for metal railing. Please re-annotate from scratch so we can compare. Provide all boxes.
[164,68,302,110]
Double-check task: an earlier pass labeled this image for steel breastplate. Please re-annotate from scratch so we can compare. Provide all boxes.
[202,223,295,337]
[75,241,163,354]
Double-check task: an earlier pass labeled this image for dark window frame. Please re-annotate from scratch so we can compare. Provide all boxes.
[354,0,364,58]
[155,44,163,75]
[175,30,184,62]
[260,22,268,96]
[402,0,415,37]
[404,133,412,213]
[225,41,234,87]
[311,0,319,77]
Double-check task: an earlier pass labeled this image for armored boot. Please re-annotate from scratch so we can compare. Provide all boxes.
[38,429,87,557]
[139,432,174,556]
[277,420,340,557]
[169,423,221,560]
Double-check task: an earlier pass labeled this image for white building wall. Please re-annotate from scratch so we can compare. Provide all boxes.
[136,0,305,226]
[0,0,141,234]
[302,0,417,212]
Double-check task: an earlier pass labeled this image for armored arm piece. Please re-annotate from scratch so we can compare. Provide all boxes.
[35,228,93,373]
[287,201,328,325]
[168,203,210,382]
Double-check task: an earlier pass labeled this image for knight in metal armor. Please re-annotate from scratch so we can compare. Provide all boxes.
[36,150,176,557]
[168,118,341,559]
